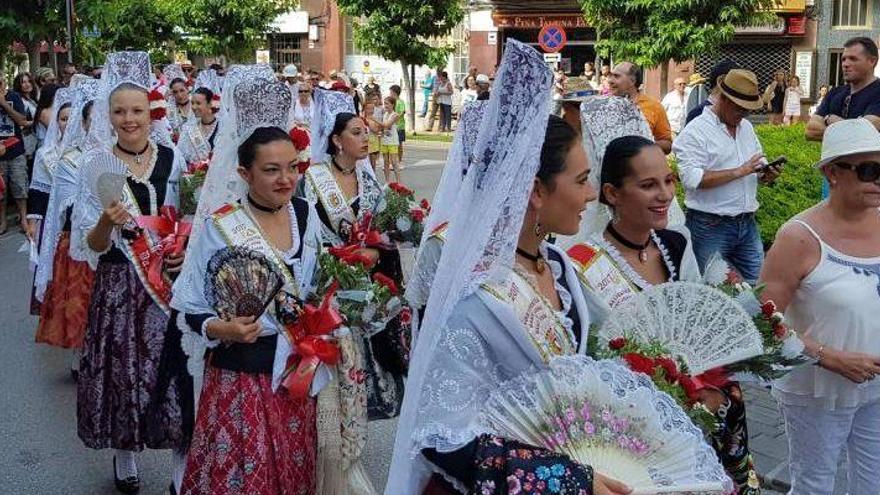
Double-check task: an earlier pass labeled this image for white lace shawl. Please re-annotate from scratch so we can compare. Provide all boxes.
[170,199,323,390]
[385,39,555,494]
[29,88,72,200]
[69,144,185,269]
[394,244,594,493]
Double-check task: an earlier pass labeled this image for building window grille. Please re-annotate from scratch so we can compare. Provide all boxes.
[832,0,871,27]
[270,34,302,68]
[829,51,847,87]
[696,42,793,114]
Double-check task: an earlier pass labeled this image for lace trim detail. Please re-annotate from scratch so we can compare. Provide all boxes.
[592,231,676,289]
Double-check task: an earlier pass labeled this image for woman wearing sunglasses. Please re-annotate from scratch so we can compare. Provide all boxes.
[759,118,880,494]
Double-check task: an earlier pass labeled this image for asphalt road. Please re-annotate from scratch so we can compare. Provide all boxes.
[0,143,448,494]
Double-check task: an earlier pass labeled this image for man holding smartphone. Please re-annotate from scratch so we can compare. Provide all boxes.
[0,74,29,235]
[673,69,782,284]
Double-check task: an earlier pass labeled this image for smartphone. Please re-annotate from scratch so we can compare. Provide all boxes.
[758,155,787,172]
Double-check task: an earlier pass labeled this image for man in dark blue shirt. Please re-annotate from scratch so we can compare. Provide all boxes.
[806,37,880,141]
[0,74,29,234]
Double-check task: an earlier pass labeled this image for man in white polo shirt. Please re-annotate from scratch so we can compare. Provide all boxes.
[673,69,782,283]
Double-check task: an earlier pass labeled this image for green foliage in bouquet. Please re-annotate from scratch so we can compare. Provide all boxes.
[179,169,207,216]
[589,332,720,435]
[316,248,400,332]
[374,182,429,246]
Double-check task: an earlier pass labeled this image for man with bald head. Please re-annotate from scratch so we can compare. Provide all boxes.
[610,61,673,153]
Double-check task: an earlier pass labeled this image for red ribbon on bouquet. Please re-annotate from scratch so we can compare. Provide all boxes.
[348,211,386,248]
[679,367,731,402]
[282,282,344,397]
[135,206,193,289]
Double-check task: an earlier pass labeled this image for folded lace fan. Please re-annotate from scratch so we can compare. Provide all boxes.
[598,282,764,374]
[480,356,731,494]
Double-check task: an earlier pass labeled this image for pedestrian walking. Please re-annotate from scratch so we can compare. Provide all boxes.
[433,71,453,133]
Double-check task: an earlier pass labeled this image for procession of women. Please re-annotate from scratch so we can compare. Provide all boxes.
[22,36,880,495]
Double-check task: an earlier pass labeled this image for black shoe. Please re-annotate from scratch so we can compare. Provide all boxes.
[113,456,140,494]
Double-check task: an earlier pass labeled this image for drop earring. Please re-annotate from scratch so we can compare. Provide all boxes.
[534,218,543,238]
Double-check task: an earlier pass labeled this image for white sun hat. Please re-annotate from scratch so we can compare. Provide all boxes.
[282,64,299,78]
[816,118,880,168]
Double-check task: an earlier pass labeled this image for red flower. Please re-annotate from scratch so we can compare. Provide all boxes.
[410,208,426,223]
[725,270,743,285]
[655,357,680,382]
[289,126,311,151]
[761,301,777,318]
[296,161,310,174]
[608,337,627,350]
[773,322,788,339]
[678,375,700,401]
[622,353,656,376]
[328,245,375,268]
[373,272,399,295]
[420,198,431,211]
[388,182,413,196]
[399,307,412,325]
[348,367,366,384]
[148,89,167,121]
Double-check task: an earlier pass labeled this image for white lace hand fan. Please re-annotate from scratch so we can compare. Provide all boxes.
[81,152,128,208]
[480,356,732,494]
[598,282,764,374]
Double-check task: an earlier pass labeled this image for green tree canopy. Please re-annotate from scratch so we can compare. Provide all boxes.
[578,0,778,67]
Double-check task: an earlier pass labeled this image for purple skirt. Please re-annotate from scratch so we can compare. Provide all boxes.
[77,260,183,451]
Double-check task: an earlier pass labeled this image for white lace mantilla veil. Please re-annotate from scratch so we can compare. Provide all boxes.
[556,96,688,248]
[163,63,187,85]
[182,64,276,256]
[30,87,72,194]
[194,68,221,94]
[385,39,554,494]
[403,100,487,312]
[310,88,376,177]
[35,77,100,301]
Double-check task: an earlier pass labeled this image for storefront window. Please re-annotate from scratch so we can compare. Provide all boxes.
[345,17,370,56]
[269,34,303,68]
[829,51,846,87]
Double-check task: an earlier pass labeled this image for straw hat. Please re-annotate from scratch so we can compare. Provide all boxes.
[815,118,880,169]
[688,73,706,86]
[717,69,763,111]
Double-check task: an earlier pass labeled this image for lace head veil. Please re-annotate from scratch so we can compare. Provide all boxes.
[34,87,72,170]
[85,51,170,150]
[403,100,487,310]
[386,39,554,493]
[180,74,291,269]
[194,68,221,94]
[59,77,100,154]
[163,63,187,85]
[310,88,355,165]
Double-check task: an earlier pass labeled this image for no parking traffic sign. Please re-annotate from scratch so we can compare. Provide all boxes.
[538,24,567,53]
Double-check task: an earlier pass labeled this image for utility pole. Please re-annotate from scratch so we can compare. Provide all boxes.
[65,0,75,62]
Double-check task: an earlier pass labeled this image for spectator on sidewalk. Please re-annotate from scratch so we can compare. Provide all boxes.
[476,74,491,100]
[684,60,740,127]
[809,84,829,116]
[782,75,804,125]
[684,72,708,118]
[661,77,687,135]
[609,61,673,153]
[461,75,479,105]
[60,62,77,87]
[763,69,788,125]
[389,84,406,164]
[364,76,381,99]
[807,37,880,141]
[420,69,434,118]
[434,71,453,133]
[760,118,880,495]
[673,69,781,284]
[0,74,30,235]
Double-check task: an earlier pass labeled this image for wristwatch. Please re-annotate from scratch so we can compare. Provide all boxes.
[824,114,834,126]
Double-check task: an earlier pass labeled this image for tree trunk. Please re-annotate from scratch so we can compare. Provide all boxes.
[659,61,669,97]
[400,59,416,133]
[28,41,41,72]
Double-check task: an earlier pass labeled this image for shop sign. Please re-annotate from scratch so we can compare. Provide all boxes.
[795,51,814,99]
[786,15,807,35]
[493,14,590,30]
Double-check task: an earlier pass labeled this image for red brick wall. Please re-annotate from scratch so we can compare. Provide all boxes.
[469,31,499,76]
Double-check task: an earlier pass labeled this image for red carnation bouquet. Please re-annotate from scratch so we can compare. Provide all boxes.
[374,182,431,246]
[179,153,212,216]
[590,335,720,433]
[289,126,311,173]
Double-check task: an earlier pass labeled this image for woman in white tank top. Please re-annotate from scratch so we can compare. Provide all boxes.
[759,119,880,495]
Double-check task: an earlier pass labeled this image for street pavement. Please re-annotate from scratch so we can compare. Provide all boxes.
[0,141,848,493]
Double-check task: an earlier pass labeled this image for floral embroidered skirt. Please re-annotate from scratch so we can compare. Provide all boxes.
[35,233,95,348]
[712,383,761,494]
[181,366,317,495]
[76,261,183,451]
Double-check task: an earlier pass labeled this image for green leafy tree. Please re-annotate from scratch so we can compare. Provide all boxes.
[0,1,66,71]
[578,0,777,67]
[74,0,182,66]
[335,0,465,131]
[168,0,298,62]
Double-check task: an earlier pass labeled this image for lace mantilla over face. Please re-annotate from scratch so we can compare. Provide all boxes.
[233,79,292,140]
[103,51,152,91]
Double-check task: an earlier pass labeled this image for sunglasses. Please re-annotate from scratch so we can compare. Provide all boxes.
[835,161,880,182]
[842,94,852,119]
[298,90,311,94]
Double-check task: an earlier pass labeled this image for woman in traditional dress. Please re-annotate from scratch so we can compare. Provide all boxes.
[33,80,97,361]
[177,87,218,166]
[70,52,185,494]
[566,135,759,494]
[26,87,72,314]
[167,77,193,136]
[386,39,629,495]
[172,77,323,495]
[298,89,406,420]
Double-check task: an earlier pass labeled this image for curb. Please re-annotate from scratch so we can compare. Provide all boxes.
[405,139,452,149]
[762,464,792,492]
